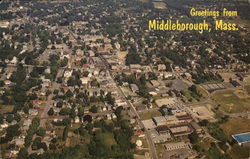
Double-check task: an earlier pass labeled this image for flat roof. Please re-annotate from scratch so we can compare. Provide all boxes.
[232,132,250,143]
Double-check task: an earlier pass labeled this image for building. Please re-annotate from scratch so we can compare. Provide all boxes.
[130,84,139,93]
[157,64,166,71]
[155,125,169,134]
[152,116,167,126]
[164,141,189,151]
[168,124,193,137]
[190,121,202,134]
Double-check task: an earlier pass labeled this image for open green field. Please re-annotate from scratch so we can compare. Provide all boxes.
[103,133,117,146]
[212,89,250,113]
[0,105,14,113]
[139,110,162,120]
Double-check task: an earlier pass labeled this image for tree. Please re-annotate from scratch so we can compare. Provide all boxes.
[0,80,4,87]
[6,114,14,123]
[56,101,63,108]
[5,124,21,141]
[17,148,28,159]
[125,53,141,65]
[89,105,98,113]
[59,108,71,115]
[48,108,54,116]
[62,117,71,126]
[36,127,46,137]
[199,119,209,126]
[62,126,69,141]
[24,134,33,148]
[188,132,199,144]
[65,90,73,98]
[106,92,115,105]
[32,137,42,150]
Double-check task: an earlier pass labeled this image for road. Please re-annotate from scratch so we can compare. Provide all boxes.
[99,55,158,159]
[40,68,64,127]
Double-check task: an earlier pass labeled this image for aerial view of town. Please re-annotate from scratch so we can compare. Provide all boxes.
[0,0,249,159]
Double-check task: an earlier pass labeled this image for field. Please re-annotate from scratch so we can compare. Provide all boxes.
[139,110,162,120]
[220,117,250,138]
[0,105,14,113]
[212,89,250,113]
[100,132,117,147]
[244,85,250,94]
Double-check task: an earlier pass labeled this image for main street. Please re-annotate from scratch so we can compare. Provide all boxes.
[99,55,158,159]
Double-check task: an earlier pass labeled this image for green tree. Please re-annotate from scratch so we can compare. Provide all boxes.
[48,108,54,116]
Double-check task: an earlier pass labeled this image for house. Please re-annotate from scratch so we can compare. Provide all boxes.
[15,136,25,147]
[136,105,146,111]
[184,73,192,81]
[134,130,145,137]
[76,49,84,56]
[230,80,241,87]
[80,77,89,85]
[130,64,141,70]
[111,113,117,119]
[150,80,161,87]
[0,21,10,28]
[148,87,157,96]
[163,72,173,79]
[29,109,38,116]
[88,50,95,57]
[10,57,18,64]
[130,84,139,93]
[64,70,73,78]
[157,64,166,71]
[106,114,112,120]
[74,116,80,123]
[130,119,136,124]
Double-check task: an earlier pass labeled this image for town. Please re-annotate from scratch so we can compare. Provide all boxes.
[0,0,250,159]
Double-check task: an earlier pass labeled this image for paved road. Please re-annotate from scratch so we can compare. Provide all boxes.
[40,68,64,127]
[99,55,158,159]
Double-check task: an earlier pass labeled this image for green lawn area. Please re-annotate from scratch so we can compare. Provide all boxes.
[99,132,117,147]
[132,136,148,148]
[139,110,162,120]
[0,105,14,113]
[212,89,250,113]
[196,137,214,151]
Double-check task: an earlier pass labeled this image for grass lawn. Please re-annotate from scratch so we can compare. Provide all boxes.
[100,132,117,147]
[0,105,14,113]
[155,143,165,155]
[132,136,148,148]
[244,85,250,94]
[220,118,250,138]
[196,137,214,151]
[139,110,162,120]
[228,144,250,159]
[212,89,250,113]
